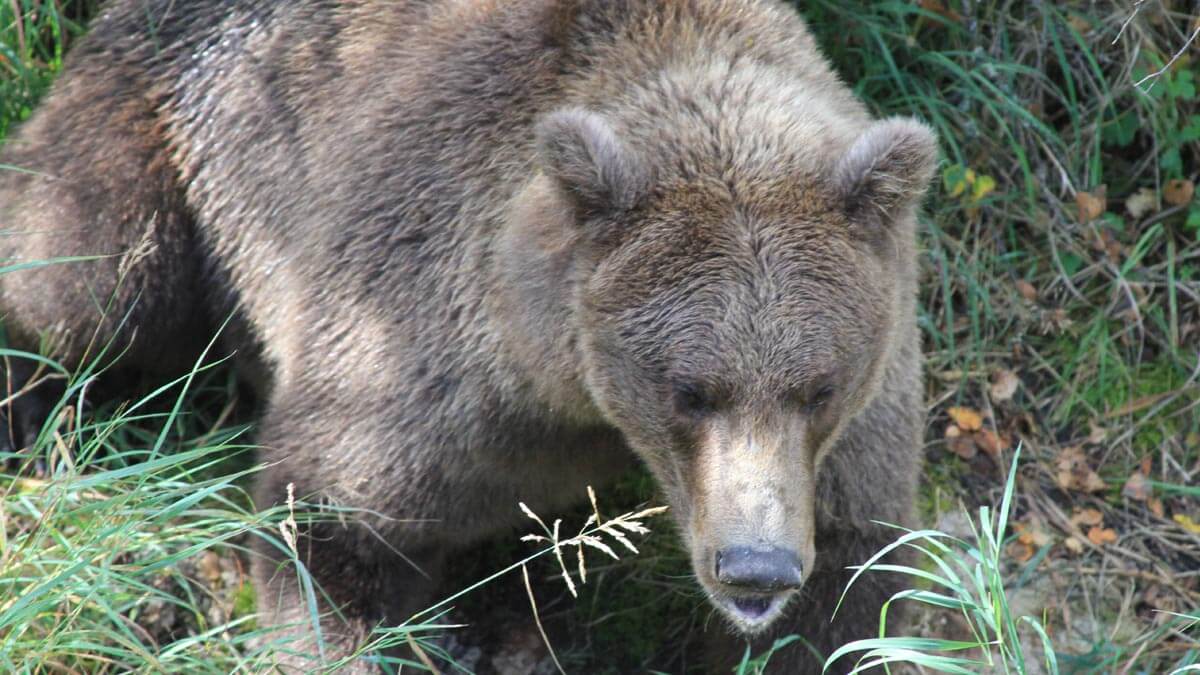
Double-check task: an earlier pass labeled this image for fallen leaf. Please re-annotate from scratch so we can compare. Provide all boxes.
[944,423,976,456]
[1015,280,1038,302]
[1174,514,1200,535]
[1106,233,1124,261]
[1063,536,1084,555]
[1016,520,1054,548]
[1082,470,1107,493]
[1140,455,1152,475]
[1066,13,1090,34]
[1008,541,1035,563]
[1057,447,1107,493]
[948,406,983,432]
[1041,307,1073,334]
[1122,471,1151,501]
[1165,179,1195,207]
[1087,422,1107,445]
[1071,507,1104,528]
[1076,186,1106,223]
[1087,526,1118,546]
[974,429,1006,457]
[1095,228,1123,261]
[1125,187,1158,219]
[1148,498,1165,519]
[990,369,1020,402]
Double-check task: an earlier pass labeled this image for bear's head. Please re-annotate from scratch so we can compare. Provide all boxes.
[501,88,936,632]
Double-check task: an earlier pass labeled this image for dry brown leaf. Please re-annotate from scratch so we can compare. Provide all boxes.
[1125,187,1158,219]
[948,406,983,432]
[1066,13,1090,34]
[1076,186,1106,223]
[1081,470,1107,493]
[1164,179,1195,207]
[1071,507,1104,528]
[1015,279,1038,302]
[1148,498,1165,519]
[1057,445,1086,466]
[1139,455,1152,475]
[1008,541,1035,564]
[1086,422,1107,445]
[1095,228,1123,261]
[1056,447,1107,493]
[990,369,1020,402]
[1086,526,1118,546]
[1063,536,1084,555]
[1122,471,1151,501]
[1015,520,1054,548]
[974,429,1006,457]
[948,434,977,460]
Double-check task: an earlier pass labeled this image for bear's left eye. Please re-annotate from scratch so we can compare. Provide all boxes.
[674,382,717,418]
[804,385,835,413]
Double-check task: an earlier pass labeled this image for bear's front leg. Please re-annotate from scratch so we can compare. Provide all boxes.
[248,391,455,674]
[250,483,449,674]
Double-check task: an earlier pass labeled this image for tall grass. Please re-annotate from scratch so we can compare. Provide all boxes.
[0,0,95,139]
[824,449,1059,675]
[0,348,281,671]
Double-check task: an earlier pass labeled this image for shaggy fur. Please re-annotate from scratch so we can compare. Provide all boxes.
[0,1,936,671]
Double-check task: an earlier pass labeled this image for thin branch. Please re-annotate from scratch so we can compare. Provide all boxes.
[1135,21,1200,90]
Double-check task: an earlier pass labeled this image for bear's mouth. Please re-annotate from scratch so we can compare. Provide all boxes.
[719,591,792,631]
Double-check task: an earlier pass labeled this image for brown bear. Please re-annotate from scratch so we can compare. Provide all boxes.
[0,0,935,671]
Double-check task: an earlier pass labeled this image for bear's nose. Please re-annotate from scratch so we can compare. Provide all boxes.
[714,546,804,591]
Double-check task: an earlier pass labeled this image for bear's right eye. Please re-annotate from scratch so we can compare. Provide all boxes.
[674,382,716,418]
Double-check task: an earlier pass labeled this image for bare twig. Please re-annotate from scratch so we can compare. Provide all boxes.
[1135,21,1200,90]
[1113,0,1147,45]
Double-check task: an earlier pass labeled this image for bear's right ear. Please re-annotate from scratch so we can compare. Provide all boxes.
[833,118,938,226]
[535,108,650,216]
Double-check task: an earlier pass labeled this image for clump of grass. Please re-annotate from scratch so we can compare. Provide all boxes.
[0,348,274,672]
[0,0,95,139]
[820,448,1058,674]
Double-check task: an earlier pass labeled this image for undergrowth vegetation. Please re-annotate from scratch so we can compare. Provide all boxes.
[2,0,1198,673]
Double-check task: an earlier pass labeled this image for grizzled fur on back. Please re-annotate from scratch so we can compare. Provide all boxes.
[0,1,935,672]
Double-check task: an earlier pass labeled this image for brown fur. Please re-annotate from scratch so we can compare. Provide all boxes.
[0,1,936,671]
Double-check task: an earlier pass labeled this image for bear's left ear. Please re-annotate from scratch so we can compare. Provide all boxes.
[834,118,938,225]
[535,107,650,217]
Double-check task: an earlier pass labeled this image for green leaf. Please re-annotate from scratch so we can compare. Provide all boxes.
[1161,146,1182,175]
[1060,251,1083,277]
[943,164,969,198]
[1185,206,1200,234]
[1180,116,1200,143]
[1171,69,1196,100]
[1101,109,1139,148]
